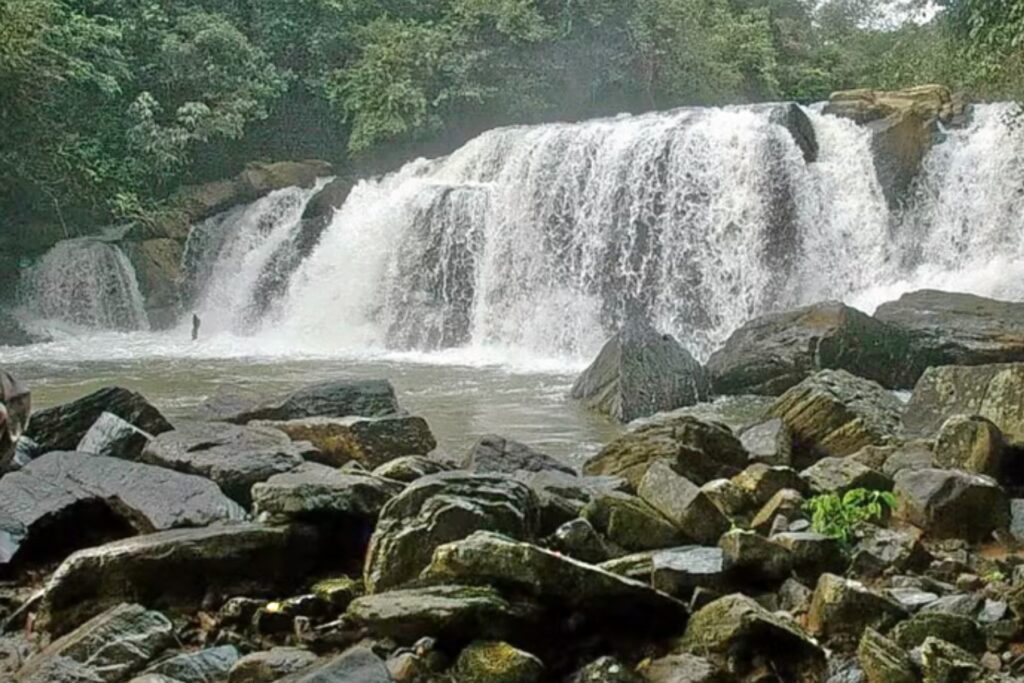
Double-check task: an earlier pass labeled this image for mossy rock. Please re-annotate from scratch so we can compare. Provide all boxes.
[454,641,544,683]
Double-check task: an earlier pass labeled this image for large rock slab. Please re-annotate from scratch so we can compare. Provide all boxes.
[15,604,174,683]
[364,473,539,593]
[251,463,404,522]
[462,435,574,475]
[707,301,909,395]
[933,414,1010,480]
[77,412,153,460]
[421,531,687,633]
[217,380,399,424]
[807,574,907,645]
[251,415,435,469]
[583,416,748,489]
[903,363,1024,443]
[767,370,903,465]
[140,422,306,506]
[581,492,682,552]
[39,523,320,635]
[0,452,244,570]
[638,461,729,545]
[894,468,1010,541]
[570,320,709,423]
[27,387,172,452]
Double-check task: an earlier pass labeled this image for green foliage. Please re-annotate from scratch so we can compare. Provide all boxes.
[805,488,897,546]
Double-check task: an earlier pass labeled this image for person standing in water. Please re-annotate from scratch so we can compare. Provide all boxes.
[192,313,201,341]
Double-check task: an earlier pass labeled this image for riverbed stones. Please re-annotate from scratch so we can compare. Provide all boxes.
[141,422,306,506]
[219,380,400,424]
[739,418,792,466]
[582,416,748,489]
[571,320,710,423]
[364,473,539,593]
[807,574,907,645]
[15,603,174,683]
[581,492,682,552]
[0,451,244,569]
[38,523,320,634]
[678,593,825,681]
[932,415,1009,479]
[637,462,729,545]
[800,456,892,495]
[462,435,574,475]
[251,415,436,469]
[27,387,172,452]
[767,369,903,465]
[893,468,1010,541]
[707,301,908,396]
[77,412,152,460]
[228,647,318,683]
[454,641,544,683]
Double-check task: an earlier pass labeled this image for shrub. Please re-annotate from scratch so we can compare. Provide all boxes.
[804,488,896,547]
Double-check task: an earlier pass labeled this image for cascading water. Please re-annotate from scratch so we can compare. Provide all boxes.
[20,238,148,331]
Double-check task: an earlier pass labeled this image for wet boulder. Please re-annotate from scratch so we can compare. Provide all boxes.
[770,102,819,163]
[546,518,618,564]
[718,529,793,583]
[275,647,389,683]
[890,611,985,653]
[216,380,400,424]
[372,455,454,483]
[15,603,174,683]
[364,473,539,592]
[638,461,730,545]
[141,422,306,506]
[571,320,709,423]
[707,301,909,395]
[462,435,574,475]
[857,629,916,683]
[514,469,628,534]
[640,653,728,683]
[27,387,172,452]
[581,492,683,552]
[38,523,320,635]
[731,463,807,507]
[772,532,847,581]
[650,546,731,596]
[893,468,1010,541]
[740,418,793,466]
[251,415,436,469]
[455,641,544,683]
[251,462,404,523]
[0,451,244,571]
[933,415,1009,480]
[800,457,892,495]
[140,646,239,683]
[807,574,907,646]
[124,238,184,329]
[767,370,903,466]
[582,416,748,489]
[301,176,353,221]
[228,647,318,683]
[77,412,153,460]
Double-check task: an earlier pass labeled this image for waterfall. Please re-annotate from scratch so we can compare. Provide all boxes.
[20,239,148,331]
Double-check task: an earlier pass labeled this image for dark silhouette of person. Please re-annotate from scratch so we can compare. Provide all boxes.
[192,313,201,341]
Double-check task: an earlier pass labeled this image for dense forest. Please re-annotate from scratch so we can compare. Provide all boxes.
[1,0,1022,235]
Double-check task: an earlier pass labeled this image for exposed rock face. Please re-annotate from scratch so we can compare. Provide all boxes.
[718,529,793,583]
[893,468,1010,541]
[123,238,183,329]
[807,574,907,644]
[582,416,748,489]
[373,455,454,483]
[228,647,318,683]
[932,415,1009,480]
[678,593,825,682]
[140,422,306,506]
[707,302,909,395]
[455,641,544,683]
[301,176,354,221]
[15,604,174,683]
[904,363,1024,443]
[800,457,892,495]
[27,387,173,452]
[364,473,539,593]
[650,546,730,596]
[740,418,793,466]
[875,290,1024,384]
[637,461,729,545]
[217,380,400,424]
[824,85,961,207]
[251,415,435,469]
[514,470,629,534]
[462,435,574,475]
[77,412,152,460]
[570,321,709,423]
[770,102,819,163]
[275,647,390,683]
[39,524,320,634]
[346,584,540,644]
[858,629,916,683]
[767,370,903,465]
[890,611,985,653]
[251,462,405,523]
[546,518,617,563]
[0,451,244,570]
[581,492,682,552]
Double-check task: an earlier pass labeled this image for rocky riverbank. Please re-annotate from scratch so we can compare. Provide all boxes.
[2,303,1024,683]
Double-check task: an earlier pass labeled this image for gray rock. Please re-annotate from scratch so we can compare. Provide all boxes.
[364,473,539,592]
[933,414,1009,480]
[750,488,806,534]
[569,657,643,683]
[732,464,807,507]
[772,532,847,580]
[228,648,317,683]
[598,550,661,581]
[216,380,400,424]
[546,518,617,564]
[706,301,909,396]
[39,524,319,635]
[77,412,152,461]
[801,457,892,495]
[515,470,628,534]
[850,528,931,578]
[454,641,544,683]
[462,435,574,475]
[917,637,986,683]
[740,418,792,466]
[718,529,793,582]
[142,646,239,683]
[1012,499,1024,542]
[141,422,306,506]
[699,479,752,518]
[893,468,1010,541]
[637,462,729,545]
[857,629,916,683]
[920,593,983,618]
[881,441,934,478]
[571,320,709,423]
[640,653,728,683]
[251,462,404,523]
[27,387,172,453]
[302,176,353,221]
[650,546,730,596]
[891,611,985,653]
[886,587,939,612]
[807,574,907,644]
[0,310,47,348]
[0,452,245,570]
[274,647,390,683]
[582,492,682,552]
[372,456,453,483]
[15,604,173,682]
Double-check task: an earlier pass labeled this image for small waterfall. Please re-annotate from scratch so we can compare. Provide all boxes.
[20,239,148,331]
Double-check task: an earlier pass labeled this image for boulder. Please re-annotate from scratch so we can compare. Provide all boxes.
[772,532,847,580]
[274,647,389,683]
[800,457,892,495]
[881,441,935,478]
[678,594,825,681]
[718,529,792,583]
[699,479,752,518]
[364,473,539,593]
[124,239,183,329]
[301,176,353,221]
[462,435,574,475]
[640,654,728,683]
[858,629,916,683]
[140,422,306,506]
[38,523,320,635]
[890,611,985,653]
[750,488,806,534]
[15,604,174,683]
[251,415,435,469]
[216,380,399,424]
[807,574,907,645]
[345,584,540,644]
[932,415,1009,480]
[581,492,682,552]
[27,387,172,452]
[766,370,903,465]
[77,412,152,460]
[422,531,687,632]
[731,464,807,507]
[893,468,1010,541]
[141,646,239,683]
[570,657,644,683]
[637,462,730,545]
[228,648,318,683]
[514,470,628,534]
[546,518,618,564]
[707,302,909,395]
[454,641,543,683]
[0,451,245,570]
[850,528,931,578]
[570,320,709,423]
[372,455,453,483]
[917,637,988,683]
[241,160,332,196]
[740,418,792,466]
[770,102,819,163]
[650,546,731,596]
[251,463,404,523]
[583,416,748,489]
[903,363,1024,443]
